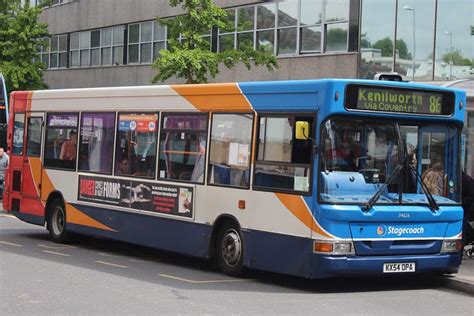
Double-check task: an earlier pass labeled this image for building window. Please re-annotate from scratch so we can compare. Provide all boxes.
[44,113,79,170]
[70,26,124,68]
[48,35,68,68]
[79,31,90,67]
[38,37,50,69]
[153,21,167,59]
[115,113,158,178]
[79,113,116,174]
[360,0,473,81]
[257,3,276,54]
[70,31,91,67]
[254,115,313,193]
[26,0,74,6]
[277,0,298,55]
[38,35,67,69]
[208,114,253,188]
[128,21,166,64]
[219,9,236,52]
[99,26,125,66]
[158,114,208,183]
[218,0,350,56]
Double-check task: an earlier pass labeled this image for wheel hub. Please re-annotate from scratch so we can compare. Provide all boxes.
[52,206,65,236]
[221,229,241,266]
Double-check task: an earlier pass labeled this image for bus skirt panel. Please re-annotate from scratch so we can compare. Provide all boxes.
[66,203,213,259]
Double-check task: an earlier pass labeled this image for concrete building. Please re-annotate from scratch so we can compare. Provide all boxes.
[28,0,473,89]
[25,0,474,176]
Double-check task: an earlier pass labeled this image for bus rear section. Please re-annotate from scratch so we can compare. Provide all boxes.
[308,82,465,278]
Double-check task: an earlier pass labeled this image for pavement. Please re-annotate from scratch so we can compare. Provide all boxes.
[440,247,474,295]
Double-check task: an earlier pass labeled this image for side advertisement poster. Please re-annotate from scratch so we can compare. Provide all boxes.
[78,175,193,218]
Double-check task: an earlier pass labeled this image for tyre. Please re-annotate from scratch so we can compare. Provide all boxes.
[216,222,244,277]
[47,198,69,243]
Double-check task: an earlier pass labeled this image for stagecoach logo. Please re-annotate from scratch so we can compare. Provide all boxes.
[377,225,387,236]
[377,225,425,237]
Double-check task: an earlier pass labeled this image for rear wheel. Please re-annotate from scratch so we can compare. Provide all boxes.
[47,199,69,243]
[216,222,244,277]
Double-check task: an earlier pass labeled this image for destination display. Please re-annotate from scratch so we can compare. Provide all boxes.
[78,175,193,218]
[344,84,455,116]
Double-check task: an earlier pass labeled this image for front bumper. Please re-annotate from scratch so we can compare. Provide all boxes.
[308,252,461,279]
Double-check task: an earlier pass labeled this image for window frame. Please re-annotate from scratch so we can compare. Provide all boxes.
[114,111,159,179]
[207,112,255,190]
[78,111,117,175]
[128,21,166,64]
[43,112,80,171]
[253,112,316,195]
[158,112,209,185]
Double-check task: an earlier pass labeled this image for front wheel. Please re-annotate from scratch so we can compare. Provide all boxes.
[47,199,69,243]
[216,222,244,277]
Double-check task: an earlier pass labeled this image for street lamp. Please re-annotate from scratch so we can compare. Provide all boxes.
[404,5,416,80]
[444,31,453,80]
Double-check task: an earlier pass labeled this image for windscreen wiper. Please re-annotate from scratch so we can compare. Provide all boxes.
[407,164,439,211]
[362,164,403,212]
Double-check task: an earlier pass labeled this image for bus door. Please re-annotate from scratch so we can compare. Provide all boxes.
[7,113,26,213]
[417,125,458,198]
[20,113,45,218]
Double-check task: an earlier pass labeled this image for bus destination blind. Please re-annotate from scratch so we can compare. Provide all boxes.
[345,84,454,116]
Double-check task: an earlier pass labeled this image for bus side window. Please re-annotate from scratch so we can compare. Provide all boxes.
[158,113,208,183]
[254,115,313,193]
[208,113,253,188]
[26,117,43,157]
[12,113,25,155]
[78,112,115,174]
[114,112,158,178]
[43,113,79,170]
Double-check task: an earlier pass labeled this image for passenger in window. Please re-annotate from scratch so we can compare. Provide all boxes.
[118,157,131,175]
[190,135,206,182]
[422,163,445,196]
[60,130,77,160]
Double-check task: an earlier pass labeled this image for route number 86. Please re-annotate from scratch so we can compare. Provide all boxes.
[429,96,441,113]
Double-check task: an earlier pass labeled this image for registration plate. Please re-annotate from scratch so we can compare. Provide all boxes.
[383,262,416,273]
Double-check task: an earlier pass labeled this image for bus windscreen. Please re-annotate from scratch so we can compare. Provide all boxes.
[344,84,455,116]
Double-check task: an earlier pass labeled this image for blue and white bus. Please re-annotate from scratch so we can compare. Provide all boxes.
[6,78,465,278]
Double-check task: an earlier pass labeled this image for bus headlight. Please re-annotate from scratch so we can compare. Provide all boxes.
[313,240,354,255]
[441,239,463,253]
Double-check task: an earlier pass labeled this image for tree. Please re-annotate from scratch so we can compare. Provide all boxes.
[360,33,372,49]
[395,39,412,60]
[442,49,473,66]
[152,0,277,84]
[372,37,412,60]
[0,1,49,94]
